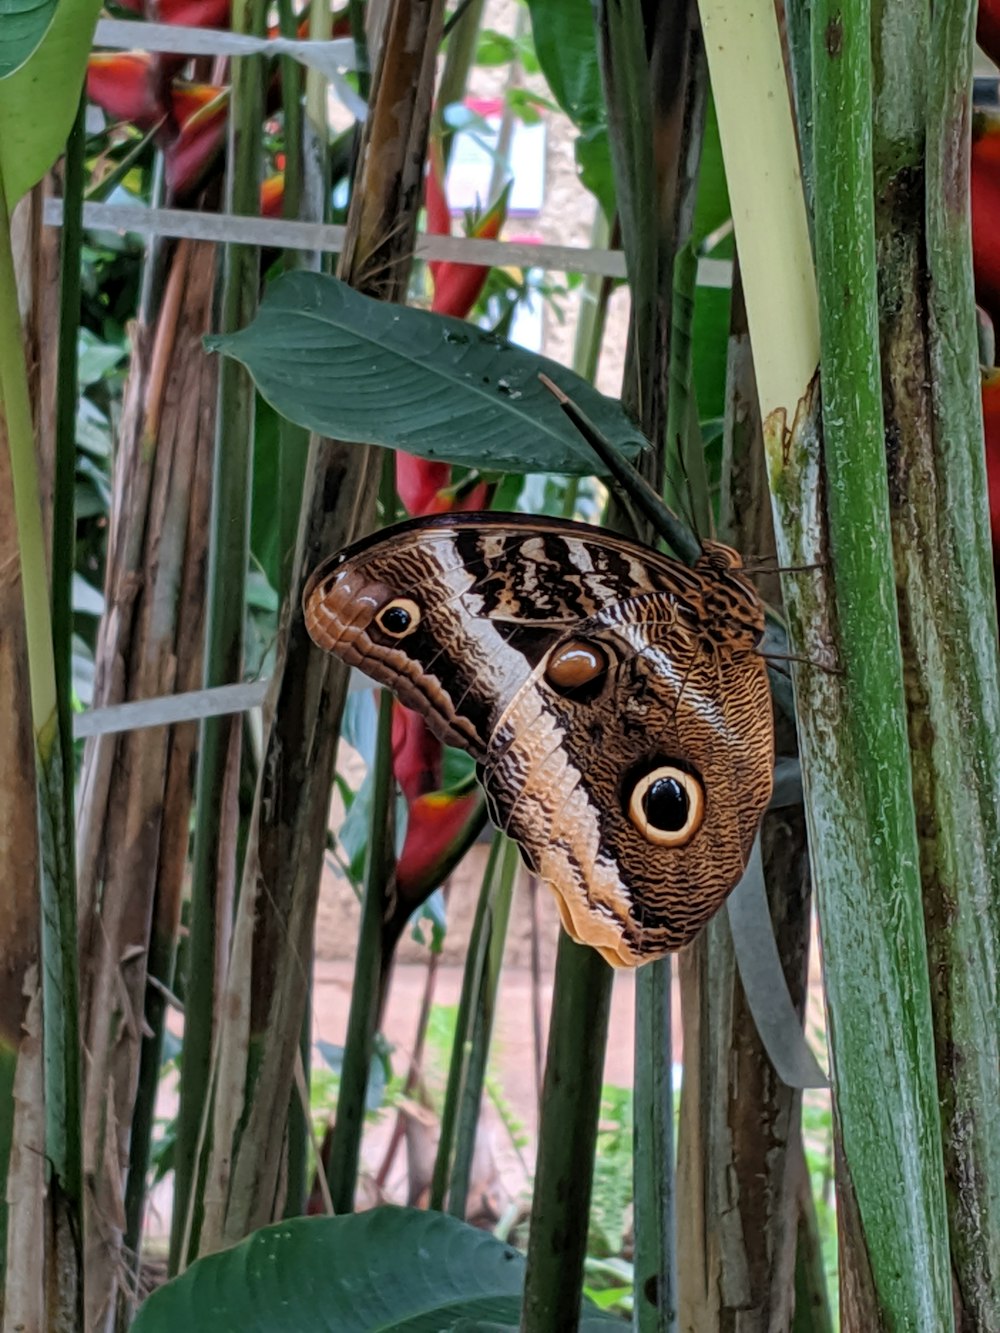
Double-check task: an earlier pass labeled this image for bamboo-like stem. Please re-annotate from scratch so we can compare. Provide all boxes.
[170,0,267,1270]
[277,1,313,1217]
[0,179,82,1333]
[701,2,953,1325]
[52,101,84,798]
[325,689,395,1214]
[912,2,1000,1320]
[429,834,503,1212]
[519,937,613,1333]
[809,4,951,1323]
[0,193,46,1330]
[209,0,445,1250]
[446,837,519,1218]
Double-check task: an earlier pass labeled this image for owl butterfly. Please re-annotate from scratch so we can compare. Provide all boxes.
[303,514,774,967]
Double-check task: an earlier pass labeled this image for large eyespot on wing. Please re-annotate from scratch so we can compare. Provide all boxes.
[625,763,705,848]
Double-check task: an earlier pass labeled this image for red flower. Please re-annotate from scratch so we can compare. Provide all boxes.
[972,112,1000,335]
[260,172,285,218]
[151,0,231,26]
[982,369,1000,559]
[392,703,443,804]
[395,788,486,905]
[165,83,229,199]
[87,53,169,129]
[979,0,1000,67]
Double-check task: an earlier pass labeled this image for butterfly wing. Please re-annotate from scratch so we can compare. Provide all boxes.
[304,513,773,964]
[479,593,774,965]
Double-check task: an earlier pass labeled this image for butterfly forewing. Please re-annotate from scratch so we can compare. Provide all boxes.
[304,513,774,966]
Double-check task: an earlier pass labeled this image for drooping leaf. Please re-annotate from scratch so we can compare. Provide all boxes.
[207,272,647,476]
[0,0,101,206]
[133,1208,526,1332]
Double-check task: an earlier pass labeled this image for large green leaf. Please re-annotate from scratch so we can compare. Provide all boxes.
[208,273,647,476]
[0,0,100,205]
[132,1207,618,1331]
[0,0,56,78]
[525,0,604,131]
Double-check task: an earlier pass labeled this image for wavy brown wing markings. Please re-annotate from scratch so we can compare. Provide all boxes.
[480,595,773,965]
[303,515,773,965]
[302,516,718,757]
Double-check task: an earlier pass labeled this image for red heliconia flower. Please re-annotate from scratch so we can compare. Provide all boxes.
[981,368,1000,559]
[971,112,1000,335]
[165,83,229,199]
[151,0,231,26]
[394,788,486,905]
[260,172,285,218]
[392,703,443,804]
[86,53,170,129]
[430,180,510,317]
[978,0,1000,66]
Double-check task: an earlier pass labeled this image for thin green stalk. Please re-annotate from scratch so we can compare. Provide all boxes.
[326,687,395,1214]
[53,98,85,787]
[804,2,952,1323]
[572,208,615,385]
[0,174,82,1330]
[277,0,311,602]
[519,938,613,1333]
[664,244,711,537]
[446,836,519,1218]
[429,833,503,1212]
[437,0,486,167]
[170,0,267,1271]
[632,961,676,1332]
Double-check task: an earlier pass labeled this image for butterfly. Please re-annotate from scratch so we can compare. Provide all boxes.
[303,513,774,966]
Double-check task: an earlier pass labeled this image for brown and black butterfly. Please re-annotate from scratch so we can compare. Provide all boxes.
[303,513,774,967]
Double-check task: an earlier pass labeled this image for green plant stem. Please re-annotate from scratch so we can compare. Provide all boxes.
[633,961,676,1331]
[519,938,613,1333]
[807,1,952,1323]
[916,2,1000,1320]
[170,0,267,1271]
[429,833,503,1212]
[446,836,519,1218]
[53,98,84,785]
[437,0,486,167]
[0,172,82,1330]
[326,688,395,1214]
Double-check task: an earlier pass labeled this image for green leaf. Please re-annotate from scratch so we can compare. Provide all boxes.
[132,1208,528,1332]
[690,95,731,247]
[575,125,616,221]
[525,0,604,131]
[208,273,647,476]
[0,0,101,206]
[0,0,56,78]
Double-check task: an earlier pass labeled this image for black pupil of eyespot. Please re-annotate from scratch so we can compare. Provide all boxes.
[643,776,689,832]
[381,605,412,633]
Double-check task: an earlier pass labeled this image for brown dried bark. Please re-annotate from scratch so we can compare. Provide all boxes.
[201,0,447,1253]
[75,239,216,1330]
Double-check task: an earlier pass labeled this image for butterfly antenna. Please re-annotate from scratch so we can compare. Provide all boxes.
[538,374,702,565]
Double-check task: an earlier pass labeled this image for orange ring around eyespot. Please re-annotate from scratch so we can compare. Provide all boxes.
[627,767,704,847]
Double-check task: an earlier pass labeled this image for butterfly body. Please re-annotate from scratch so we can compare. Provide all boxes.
[304,514,773,966]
